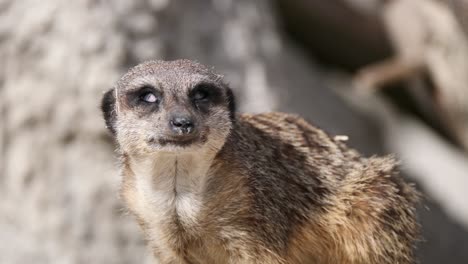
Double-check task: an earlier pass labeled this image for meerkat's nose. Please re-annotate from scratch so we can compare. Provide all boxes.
[170,115,195,135]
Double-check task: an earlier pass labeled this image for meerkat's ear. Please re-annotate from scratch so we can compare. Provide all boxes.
[101,88,117,135]
[226,87,236,119]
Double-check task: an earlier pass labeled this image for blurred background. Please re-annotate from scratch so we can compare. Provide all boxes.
[1,0,468,263]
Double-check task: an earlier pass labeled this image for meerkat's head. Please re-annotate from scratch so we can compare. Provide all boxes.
[101,60,236,155]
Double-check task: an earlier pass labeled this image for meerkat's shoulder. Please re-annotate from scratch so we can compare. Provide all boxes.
[237,112,326,137]
[238,112,313,126]
[235,112,348,153]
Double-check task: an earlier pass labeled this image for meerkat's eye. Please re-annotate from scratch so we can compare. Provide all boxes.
[193,90,209,101]
[191,83,220,103]
[126,85,161,108]
[141,92,158,103]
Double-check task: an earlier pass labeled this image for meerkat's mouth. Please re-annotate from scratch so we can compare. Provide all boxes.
[158,137,198,147]
[150,134,208,148]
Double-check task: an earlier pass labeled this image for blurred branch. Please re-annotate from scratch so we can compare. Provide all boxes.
[354,57,423,92]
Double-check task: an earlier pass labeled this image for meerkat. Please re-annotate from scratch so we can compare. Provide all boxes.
[101,59,420,264]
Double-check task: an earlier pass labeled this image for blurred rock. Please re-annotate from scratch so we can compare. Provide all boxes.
[0,0,379,263]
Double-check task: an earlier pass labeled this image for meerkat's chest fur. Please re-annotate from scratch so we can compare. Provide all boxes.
[128,152,214,232]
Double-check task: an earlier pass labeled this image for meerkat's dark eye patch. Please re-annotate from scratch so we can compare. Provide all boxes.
[126,85,162,108]
[190,83,222,105]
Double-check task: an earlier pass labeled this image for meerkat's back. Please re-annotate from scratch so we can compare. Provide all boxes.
[210,112,420,263]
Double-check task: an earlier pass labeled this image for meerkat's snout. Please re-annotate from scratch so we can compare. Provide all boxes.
[168,111,196,135]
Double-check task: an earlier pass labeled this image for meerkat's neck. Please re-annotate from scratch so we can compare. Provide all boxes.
[125,149,218,227]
